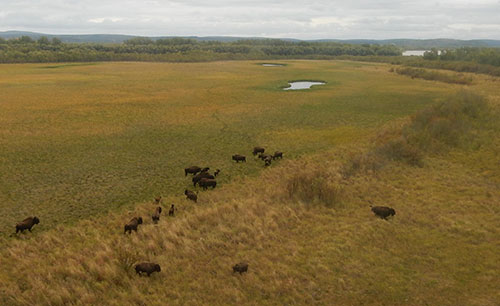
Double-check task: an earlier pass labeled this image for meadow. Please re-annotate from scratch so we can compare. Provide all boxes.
[0,60,499,305]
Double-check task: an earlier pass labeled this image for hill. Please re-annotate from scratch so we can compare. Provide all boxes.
[1,30,500,48]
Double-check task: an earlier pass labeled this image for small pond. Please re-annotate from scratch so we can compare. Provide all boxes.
[262,63,285,67]
[283,81,325,90]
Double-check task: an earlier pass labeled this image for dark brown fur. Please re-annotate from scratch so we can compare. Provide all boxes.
[124,217,143,234]
[233,262,248,274]
[169,204,175,216]
[371,206,396,219]
[264,155,272,167]
[232,154,246,163]
[15,216,40,233]
[152,207,162,224]
[253,147,265,156]
[272,151,283,160]
[192,172,215,187]
[214,169,221,177]
[185,189,198,203]
[199,178,217,190]
[184,166,201,176]
[135,262,161,276]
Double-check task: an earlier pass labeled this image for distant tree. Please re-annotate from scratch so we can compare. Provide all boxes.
[124,37,154,45]
[0,37,6,44]
[51,37,62,45]
[37,36,50,45]
[18,36,34,43]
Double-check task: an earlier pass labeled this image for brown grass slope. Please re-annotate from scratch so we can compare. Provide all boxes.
[1,91,499,305]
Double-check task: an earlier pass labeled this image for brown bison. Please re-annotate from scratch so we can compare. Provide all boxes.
[152,207,162,224]
[232,154,246,163]
[200,167,210,173]
[264,155,272,167]
[192,172,215,187]
[253,147,265,156]
[371,206,396,219]
[233,262,248,274]
[184,166,201,176]
[185,189,198,203]
[154,196,162,204]
[272,151,283,160]
[258,153,272,160]
[214,169,221,177]
[169,204,175,216]
[135,262,161,276]
[199,178,217,190]
[124,217,143,234]
[15,216,40,233]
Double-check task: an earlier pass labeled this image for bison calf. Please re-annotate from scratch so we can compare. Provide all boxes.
[152,207,162,224]
[15,216,40,233]
[232,154,246,163]
[371,206,396,219]
[199,178,217,190]
[169,204,175,216]
[253,146,265,156]
[233,262,248,274]
[185,189,198,203]
[184,166,201,176]
[135,262,161,276]
[124,217,143,234]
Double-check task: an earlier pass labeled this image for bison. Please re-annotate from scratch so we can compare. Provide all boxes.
[233,262,248,274]
[152,207,162,224]
[185,189,198,203]
[124,217,143,234]
[184,166,201,176]
[258,153,272,161]
[200,167,210,173]
[135,262,161,276]
[232,154,246,163]
[15,216,40,234]
[169,204,175,217]
[253,147,265,156]
[264,155,272,167]
[272,151,283,160]
[371,206,396,219]
[199,178,217,190]
[192,172,215,187]
[154,196,162,204]
[214,169,221,177]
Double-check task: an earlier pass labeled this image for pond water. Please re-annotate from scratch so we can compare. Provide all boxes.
[262,63,284,67]
[283,81,325,90]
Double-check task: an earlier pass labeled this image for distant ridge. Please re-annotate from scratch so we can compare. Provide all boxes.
[1,31,500,48]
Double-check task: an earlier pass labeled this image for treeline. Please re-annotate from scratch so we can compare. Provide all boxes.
[0,35,401,63]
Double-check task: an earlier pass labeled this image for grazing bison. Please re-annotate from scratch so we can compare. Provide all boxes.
[272,151,283,160]
[233,262,248,274]
[169,204,175,217]
[200,167,210,173]
[199,178,217,190]
[154,196,162,204]
[184,166,201,176]
[214,169,221,177]
[371,206,396,219]
[253,147,265,156]
[258,153,272,161]
[185,189,198,203]
[124,217,143,234]
[232,154,246,163]
[15,216,40,233]
[135,262,161,276]
[152,207,162,224]
[192,172,215,187]
[264,155,273,167]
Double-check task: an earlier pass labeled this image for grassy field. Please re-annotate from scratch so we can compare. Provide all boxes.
[0,60,452,234]
[0,60,499,305]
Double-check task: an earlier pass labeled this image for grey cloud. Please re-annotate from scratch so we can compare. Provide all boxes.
[0,0,499,39]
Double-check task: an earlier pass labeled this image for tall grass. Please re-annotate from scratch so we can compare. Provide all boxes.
[393,67,473,85]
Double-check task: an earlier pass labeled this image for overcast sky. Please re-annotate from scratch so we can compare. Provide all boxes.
[1,0,499,39]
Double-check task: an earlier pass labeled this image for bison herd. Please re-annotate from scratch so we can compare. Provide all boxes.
[11,145,398,278]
